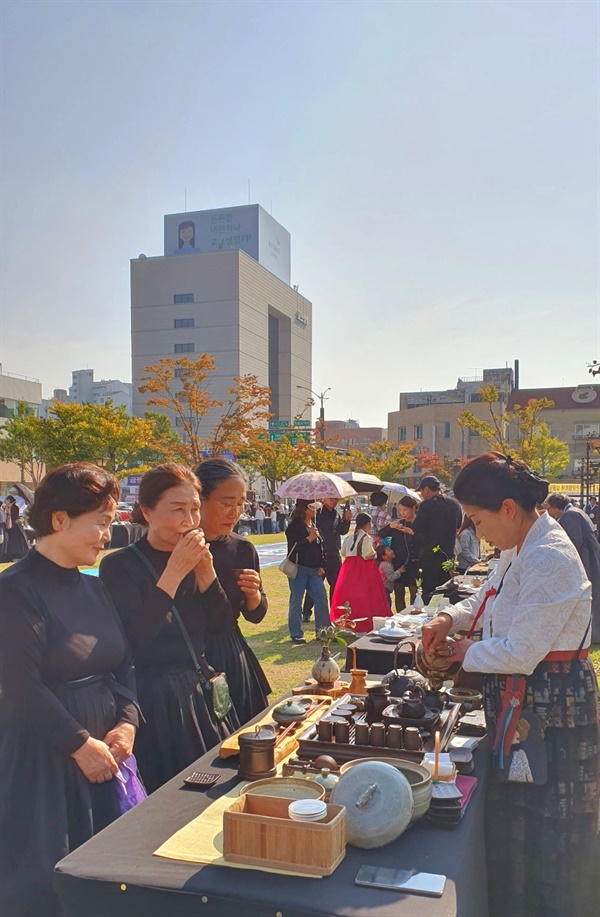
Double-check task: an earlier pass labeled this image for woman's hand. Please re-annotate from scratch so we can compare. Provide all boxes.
[103,722,136,764]
[72,736,119,783]
[317,567,325,577]
[193,540,218,593]
[307,523,319,542]
[158,530,207,598]
[236,568,262,610]
[421,613,454,654]
[443,636,472,664]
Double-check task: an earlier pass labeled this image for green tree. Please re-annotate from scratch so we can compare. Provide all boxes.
[347,440,416,482]
[458,386,570,480]
[0,401,47,485]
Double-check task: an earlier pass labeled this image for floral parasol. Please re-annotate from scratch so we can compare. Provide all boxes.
[275,471,356,501]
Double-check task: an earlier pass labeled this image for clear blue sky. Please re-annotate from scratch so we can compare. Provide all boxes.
[1,0,598,427]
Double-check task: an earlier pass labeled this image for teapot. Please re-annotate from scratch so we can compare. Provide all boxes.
[397,686,427,719]
[415,638,462,690]
[381,641,429,695]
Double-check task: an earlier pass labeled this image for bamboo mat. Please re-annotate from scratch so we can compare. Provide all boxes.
[218,695,334,760]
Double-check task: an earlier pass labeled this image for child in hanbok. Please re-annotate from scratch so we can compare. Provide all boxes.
[331,513,390,632]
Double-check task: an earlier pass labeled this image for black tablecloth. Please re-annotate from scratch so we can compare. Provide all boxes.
[55,704,490,917]
[346,634,414,675]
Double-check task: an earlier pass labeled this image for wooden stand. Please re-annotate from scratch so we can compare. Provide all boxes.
[291,679,348,698]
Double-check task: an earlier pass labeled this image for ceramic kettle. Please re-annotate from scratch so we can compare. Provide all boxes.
[381,642,428,695]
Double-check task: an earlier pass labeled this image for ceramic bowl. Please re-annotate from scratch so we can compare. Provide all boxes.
[330,760,414,848]
[271,700,310,726]
[339,757,432,824]
[240,777,325,800]
[445,687,483,712]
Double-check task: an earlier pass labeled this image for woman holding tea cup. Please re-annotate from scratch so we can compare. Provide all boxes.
[195,459,271,724]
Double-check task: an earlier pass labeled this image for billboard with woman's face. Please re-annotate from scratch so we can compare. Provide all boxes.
[164,205,290,285]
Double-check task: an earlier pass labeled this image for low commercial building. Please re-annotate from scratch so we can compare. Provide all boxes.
[323,419,387,453]
[387,367,514,472]
[506,384,600,490]
[0,364,43,489]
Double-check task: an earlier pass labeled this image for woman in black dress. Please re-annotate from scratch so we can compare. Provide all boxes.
[4,495,30,560]
[0,464,139,917]
[195,459,271,724]
[99,463,239,793]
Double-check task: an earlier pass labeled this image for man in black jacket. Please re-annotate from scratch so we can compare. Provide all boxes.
[398,475,463,603]
[302,498,352,622]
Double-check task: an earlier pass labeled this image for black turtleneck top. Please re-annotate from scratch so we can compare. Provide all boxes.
[0,550,138,756]
[99,536,236,672]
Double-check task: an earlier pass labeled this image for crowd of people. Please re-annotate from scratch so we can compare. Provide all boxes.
[0,458,599,917]
[0,459,272,916]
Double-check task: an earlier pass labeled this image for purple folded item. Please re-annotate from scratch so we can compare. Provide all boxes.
[114,754,147,814]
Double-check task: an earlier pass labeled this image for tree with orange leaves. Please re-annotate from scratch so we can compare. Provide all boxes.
[138,355,273,467]
[415,449,467,487]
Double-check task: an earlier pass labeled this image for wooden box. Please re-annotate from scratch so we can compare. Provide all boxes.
[222,793,346,876]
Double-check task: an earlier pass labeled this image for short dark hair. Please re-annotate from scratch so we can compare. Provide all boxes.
[131,463,201,524]
[398,494,419,509]
[195,458,246,498]
[453,452,548,512]
[289,499,310,524]
[545,493,570,511]
[370,491,388,507]
[29,463,120,537]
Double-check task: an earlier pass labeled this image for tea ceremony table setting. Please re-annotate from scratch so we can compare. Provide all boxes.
[54,651,490,917]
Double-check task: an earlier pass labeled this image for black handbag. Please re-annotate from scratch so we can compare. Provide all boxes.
[130,544,233,721]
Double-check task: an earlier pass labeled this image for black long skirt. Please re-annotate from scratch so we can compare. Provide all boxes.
[206,623,272,726]
[5,524,29,561]
[0,678,124,917]
[134,667,240,794]
[483,659,600,917]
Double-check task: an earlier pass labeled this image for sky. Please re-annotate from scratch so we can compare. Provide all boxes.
[1,0,598,429]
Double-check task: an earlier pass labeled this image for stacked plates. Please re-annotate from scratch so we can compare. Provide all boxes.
[288,799,328,822]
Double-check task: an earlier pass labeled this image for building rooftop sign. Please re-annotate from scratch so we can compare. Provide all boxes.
[164,204,291,285]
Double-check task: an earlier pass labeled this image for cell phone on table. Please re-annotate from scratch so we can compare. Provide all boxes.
[355,865,446,897]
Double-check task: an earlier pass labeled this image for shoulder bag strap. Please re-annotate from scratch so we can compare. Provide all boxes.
[129,544,211,680]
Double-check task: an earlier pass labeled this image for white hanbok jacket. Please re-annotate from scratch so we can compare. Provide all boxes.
[446,513,591,675]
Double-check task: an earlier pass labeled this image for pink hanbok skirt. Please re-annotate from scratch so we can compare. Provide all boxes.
[330,556,390,633]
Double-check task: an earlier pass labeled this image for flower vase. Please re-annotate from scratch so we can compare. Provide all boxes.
[412,590,425,612]
[312,645,340,688]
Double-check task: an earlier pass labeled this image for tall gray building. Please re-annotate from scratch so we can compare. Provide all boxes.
[131,205,312,438]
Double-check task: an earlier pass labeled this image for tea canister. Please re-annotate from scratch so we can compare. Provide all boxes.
[238,724,277,781]
[314,767,339,794]
[330,760,413,848]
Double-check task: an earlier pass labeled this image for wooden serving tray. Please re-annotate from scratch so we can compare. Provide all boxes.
[296,697,462,765]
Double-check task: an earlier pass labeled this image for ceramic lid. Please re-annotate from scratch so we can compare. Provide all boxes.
[276,702,306,715]
[330,761,414,848]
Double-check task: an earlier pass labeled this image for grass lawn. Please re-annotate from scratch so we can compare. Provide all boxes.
[3,548,599,696]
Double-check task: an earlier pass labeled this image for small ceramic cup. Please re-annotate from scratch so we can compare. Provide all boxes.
[369,723,385,747]
[354,722,370,746]
[386,724,404,749]
[403,726,422,751]
[333,720,350,744]
[317,719,334,742]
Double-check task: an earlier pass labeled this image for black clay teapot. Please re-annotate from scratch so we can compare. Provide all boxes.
[397,686,427,719]
[381,642,429,696]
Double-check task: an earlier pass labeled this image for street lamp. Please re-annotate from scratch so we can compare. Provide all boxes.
[297,385,331,442]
